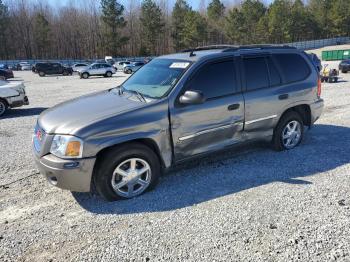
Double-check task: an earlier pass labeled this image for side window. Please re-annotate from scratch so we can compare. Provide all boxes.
[274,53,310,83]
[187,60,237,99]
[243,57,269,91]
[266,57,282,86]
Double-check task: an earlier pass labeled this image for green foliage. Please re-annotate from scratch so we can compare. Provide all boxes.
[171,0,192,50]
[225,0,266,44]
[207,0,225,44]
[100,0,128,55]
[180,10,207,48]
[0,0,9,58]
[140,0,165,55]
[34,13,51,57]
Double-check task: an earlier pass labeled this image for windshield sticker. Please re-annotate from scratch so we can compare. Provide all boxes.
[170,62,190,69]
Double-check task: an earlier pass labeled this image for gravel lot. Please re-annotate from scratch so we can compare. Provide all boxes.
[1,69,350,262]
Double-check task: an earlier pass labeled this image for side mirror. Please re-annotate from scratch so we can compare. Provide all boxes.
[179,90,205,105]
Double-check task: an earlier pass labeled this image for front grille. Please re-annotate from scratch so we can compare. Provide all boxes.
[33,124,46,153]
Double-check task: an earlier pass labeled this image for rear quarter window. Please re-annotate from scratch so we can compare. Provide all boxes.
[274,53,311,83]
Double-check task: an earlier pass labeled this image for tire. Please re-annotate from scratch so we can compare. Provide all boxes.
[63,70,68,76]
[93,143,161,201]
[272,111,304,151]
[106,71,112,77]
[38,71,45,77]
[125,69,132,74]
[0,99,8,117]
[82,72,89,79]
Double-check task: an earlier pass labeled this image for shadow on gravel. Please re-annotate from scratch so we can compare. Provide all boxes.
[73,124,350,214]
[0,107,47,119]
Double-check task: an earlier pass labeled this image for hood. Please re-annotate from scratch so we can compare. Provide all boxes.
[38,90,142,135]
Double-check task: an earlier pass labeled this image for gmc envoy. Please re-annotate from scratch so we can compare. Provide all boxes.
[33,45,324,201]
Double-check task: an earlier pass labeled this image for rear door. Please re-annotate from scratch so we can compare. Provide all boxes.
[241,53,311,139]
[170,57,245,160]
[240,54,284,138]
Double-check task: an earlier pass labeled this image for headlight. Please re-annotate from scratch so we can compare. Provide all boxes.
[50,135,83,158]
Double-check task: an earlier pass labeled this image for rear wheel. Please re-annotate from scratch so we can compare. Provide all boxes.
[272,111,304,151]
[0,99,8,117]
[38,71,45,77]
[106,71,112,77]
[94,143,160,201]
[63,70,68,76]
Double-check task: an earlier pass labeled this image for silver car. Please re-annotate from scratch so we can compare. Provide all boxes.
[114,61,131,71]
[72,63,89,72]
[33,45,324,201]
[78,63,116,79]
[123,62,145,74]
[0,80,29,116]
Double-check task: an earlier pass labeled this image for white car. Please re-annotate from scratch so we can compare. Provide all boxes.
[0,80,29,116]
[78,63,116,79]
[114,61,131,71]
[72,63,89,72]
[19,62,31,71]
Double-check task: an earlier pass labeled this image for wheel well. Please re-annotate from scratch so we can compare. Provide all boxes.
[95,139,165,168]
[280,104,311,126]
[0,97,9,107]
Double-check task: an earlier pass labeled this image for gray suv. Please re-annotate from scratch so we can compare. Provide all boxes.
[33,45,324,201]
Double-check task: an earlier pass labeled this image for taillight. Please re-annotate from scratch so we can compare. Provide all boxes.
[317,78,321,98]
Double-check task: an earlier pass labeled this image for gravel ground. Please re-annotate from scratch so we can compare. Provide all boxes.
[0,70,350,262]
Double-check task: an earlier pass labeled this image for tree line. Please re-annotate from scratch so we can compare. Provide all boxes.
[0,0,350,60]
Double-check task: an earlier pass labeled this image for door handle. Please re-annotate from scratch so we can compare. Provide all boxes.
[278,94,289,100]
[228,104,240,111]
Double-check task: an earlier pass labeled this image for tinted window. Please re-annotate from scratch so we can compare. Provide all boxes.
[188,60,236,99]
[274,53,310,83]
[243,57,269,91]
[267,57,282,86]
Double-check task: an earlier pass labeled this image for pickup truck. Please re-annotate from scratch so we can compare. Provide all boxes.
[33,45,324,201]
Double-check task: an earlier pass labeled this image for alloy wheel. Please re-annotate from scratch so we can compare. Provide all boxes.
[0,101,6,116]
[282,120,302,149]
[111,158,151,198]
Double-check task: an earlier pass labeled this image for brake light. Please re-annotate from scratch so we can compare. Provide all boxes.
[317,78,321,98]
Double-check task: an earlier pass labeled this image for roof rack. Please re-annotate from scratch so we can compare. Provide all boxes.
[223,44,297,52]
[181,44,296,57]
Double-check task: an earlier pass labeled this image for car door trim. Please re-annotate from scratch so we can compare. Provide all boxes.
[245,115,277,125]
[178,122,240,141]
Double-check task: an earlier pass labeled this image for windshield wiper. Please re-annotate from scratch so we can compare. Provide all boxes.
[121,87,146,103]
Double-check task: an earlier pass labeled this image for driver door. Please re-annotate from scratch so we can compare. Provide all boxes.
[170,57,245,161]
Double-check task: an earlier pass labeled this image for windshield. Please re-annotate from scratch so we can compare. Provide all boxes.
[121,58,191,99]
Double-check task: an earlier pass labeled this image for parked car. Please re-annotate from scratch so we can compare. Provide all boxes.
[0,64,9,69]
[0,80,29,116]
[105,56,115,65]
[19,62,32,71]
[308,53,322,72]
[72,63,89,72]
[114,61,131,71]
[78,63,116,79]
[0,68,14,80]
[339,59,350,73]
[33,45,324,201]
[35,62,73,77]
[123,62,145,74]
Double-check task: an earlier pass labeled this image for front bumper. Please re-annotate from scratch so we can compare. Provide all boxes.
[310,98,324,124]
[33,150,96,192]
[8,94,29,108]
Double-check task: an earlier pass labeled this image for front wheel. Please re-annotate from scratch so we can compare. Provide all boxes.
[38,71,45,77]
[93,143,160,201]
[82,72,89,79]
[272,111,304,151]
[106,71,112,77]
[0,99,8,117]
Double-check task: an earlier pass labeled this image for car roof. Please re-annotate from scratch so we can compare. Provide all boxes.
[159,45,301,62]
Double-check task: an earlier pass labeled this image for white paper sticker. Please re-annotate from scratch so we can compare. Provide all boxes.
[170,62,190,69]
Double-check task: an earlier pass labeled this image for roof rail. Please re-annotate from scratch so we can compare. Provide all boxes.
[223,44,297,52]
[181,44,296,57]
